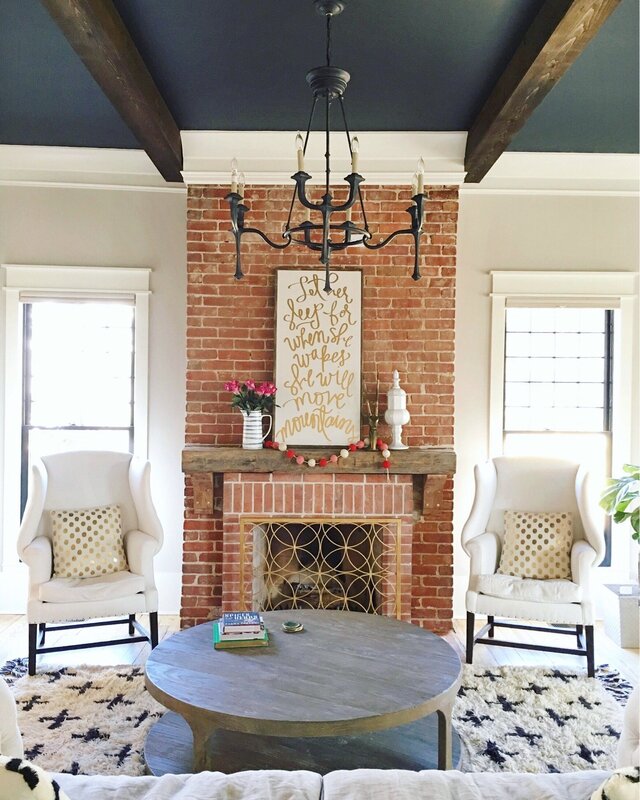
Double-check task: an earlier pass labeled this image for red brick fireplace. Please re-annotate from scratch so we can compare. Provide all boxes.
[181,183,458,634]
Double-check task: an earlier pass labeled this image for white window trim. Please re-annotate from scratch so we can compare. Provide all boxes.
[489,270,638,578]
[1,264,151,573]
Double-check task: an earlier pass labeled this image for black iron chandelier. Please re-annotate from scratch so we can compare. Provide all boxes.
[226,0,427,294]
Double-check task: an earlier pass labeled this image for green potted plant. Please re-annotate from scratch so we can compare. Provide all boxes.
[600,464,640,582]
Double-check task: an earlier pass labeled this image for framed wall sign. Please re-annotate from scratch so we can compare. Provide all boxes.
[274,269,362,446]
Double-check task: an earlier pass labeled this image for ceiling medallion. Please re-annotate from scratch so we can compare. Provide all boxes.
[226,0,427,293]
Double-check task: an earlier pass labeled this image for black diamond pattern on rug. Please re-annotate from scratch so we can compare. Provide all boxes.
[2,663,164,776]
[1,658,633,776]
[453,665,626,773]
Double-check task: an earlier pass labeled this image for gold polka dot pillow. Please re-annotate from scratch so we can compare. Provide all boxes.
[497,511,573,580]
[50,504,128,579]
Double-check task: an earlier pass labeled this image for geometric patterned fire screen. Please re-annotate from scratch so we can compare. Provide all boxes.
[240,517,401,618]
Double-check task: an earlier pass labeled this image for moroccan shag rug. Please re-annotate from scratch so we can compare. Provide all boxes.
[2,661,164,776]
[453,664,632,773]
[0,659,633,777]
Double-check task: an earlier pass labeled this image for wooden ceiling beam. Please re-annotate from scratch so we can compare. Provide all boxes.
[41,0,183,182]
[464,0,622,184]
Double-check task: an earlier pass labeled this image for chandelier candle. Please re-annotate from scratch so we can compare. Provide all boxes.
[416,157,425,195]
[296,132,305,172]
[230,158,239,194]
[225,0,429,294]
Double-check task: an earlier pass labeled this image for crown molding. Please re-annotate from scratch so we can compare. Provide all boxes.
[0,145,185,192]
[180,130,467,186]
[460,152,640,196]
[1,142,637,197]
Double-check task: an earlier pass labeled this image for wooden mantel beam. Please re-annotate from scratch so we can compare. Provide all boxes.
[41,0,183,182]
[464,0,622,184]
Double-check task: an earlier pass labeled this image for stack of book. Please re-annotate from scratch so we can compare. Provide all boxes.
[213,611,269,649]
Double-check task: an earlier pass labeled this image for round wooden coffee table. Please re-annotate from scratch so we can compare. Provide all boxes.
[144,610,462,775]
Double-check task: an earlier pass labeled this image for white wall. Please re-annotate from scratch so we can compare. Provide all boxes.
[454,191,640,617]
[0,184,187,613]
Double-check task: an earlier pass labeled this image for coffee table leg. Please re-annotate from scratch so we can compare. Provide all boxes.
[436,703,454,770]
[186,716,212,772]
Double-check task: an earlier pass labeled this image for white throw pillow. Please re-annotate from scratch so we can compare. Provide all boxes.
[50,504,127,579]
[590,767,640,800]
[498,510,573,580]
[0,756,70,800]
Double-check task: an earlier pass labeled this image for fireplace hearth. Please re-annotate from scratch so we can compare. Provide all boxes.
[182,447,456,632]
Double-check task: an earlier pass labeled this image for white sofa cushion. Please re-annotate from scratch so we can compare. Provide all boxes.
[39,570,145,603]
[51,504,127,579]
[55,770,323,800]
[475,573,582,603]
[322,769,610,800]
[0,677,23,759]
[617,685,640,767]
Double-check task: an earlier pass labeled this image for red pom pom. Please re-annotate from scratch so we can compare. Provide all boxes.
[272,441,279,449]
[264,441,274,448]
[356,440,365,449]
[376,438,383,448]
[382,459,391,469]
[319,458,328,467]
[348,443,357,452]
[286,450,295,459]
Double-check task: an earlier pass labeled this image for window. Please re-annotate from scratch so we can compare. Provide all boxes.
[20,300,136,514]
[2,264,150,570]
[488,271,637,577]
[502,307,614,564]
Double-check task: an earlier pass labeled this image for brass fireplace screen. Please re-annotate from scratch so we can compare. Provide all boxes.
[240,517,401,617]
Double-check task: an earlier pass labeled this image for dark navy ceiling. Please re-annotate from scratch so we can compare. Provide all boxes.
[1,0,638,153]
[0,0,139,148]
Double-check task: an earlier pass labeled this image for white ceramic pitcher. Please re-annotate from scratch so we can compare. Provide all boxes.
[241,409,272,449]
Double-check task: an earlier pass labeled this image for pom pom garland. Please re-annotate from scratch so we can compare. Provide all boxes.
[264,439,391,475]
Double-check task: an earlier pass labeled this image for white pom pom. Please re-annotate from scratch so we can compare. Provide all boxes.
[382,449,390,458]
[363,437,370,446]
[278,442,287,452]
[340,449,349,459]
[307,458,316,467]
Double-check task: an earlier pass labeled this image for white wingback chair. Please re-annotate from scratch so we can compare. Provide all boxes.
[462,457,605,676]
[17,451,163,675]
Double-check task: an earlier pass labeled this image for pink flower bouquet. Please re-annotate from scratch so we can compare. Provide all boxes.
[224,379,277,413]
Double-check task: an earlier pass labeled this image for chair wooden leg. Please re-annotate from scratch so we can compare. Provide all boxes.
[28,624,37,676]
[586,625,595,677]
[128,614,135,636]
[150,612,159,648]
[488,615,495,638]
[466,611,475,664]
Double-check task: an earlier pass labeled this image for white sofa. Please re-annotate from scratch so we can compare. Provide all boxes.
[1,676,637,800]
[49,767,611,800]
